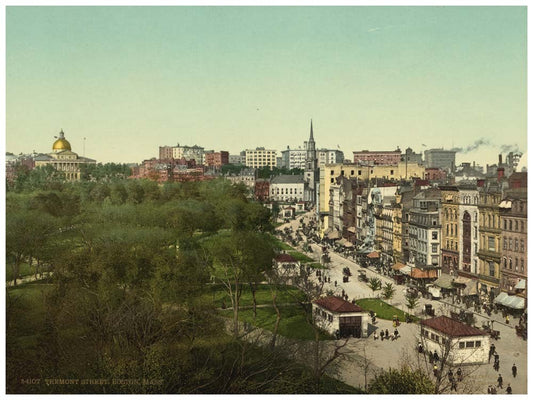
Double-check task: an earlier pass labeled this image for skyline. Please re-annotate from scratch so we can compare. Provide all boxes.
[6,6,527,165]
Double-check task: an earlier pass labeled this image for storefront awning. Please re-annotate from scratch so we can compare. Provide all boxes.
[463,280,477,296]
[494,292,509,305]
[367,251,380,259]
[505,296,525,309]
[515,279,526,290]
[453,276,471,285]
[392,262,405,271]
[327,230,341,240]
[434,274,454,289]
[400,265,412,275]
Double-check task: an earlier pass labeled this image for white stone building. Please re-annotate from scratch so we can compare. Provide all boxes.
[172,144,205,165]
[270,175,305,202]
[312,296,370,338]
[420,316,489,365]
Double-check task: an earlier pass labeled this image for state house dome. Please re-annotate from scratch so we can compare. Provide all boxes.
[52,129,72,152]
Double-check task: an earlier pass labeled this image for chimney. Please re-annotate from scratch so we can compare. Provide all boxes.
[498,154,503,165]
[497,167,505,182]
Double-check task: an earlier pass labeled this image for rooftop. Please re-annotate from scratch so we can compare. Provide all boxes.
[421,315,487,337]
[313,296,363,313]
[271,174,305,184]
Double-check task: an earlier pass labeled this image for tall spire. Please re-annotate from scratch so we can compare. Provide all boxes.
[309,119,314,142]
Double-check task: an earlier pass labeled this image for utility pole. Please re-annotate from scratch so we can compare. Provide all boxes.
[83,137,86,157]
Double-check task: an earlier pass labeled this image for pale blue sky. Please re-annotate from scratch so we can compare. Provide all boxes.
[6,6,527,164]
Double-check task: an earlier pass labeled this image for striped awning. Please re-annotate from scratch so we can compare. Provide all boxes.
[367,251,380,259]
[392,263,405,271]
[494,292,509,305]
[515,279,526,290]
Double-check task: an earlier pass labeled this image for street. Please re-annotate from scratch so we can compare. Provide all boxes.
[276,212,527,394]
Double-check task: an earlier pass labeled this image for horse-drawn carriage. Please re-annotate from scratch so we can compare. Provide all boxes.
[358,270,368,282]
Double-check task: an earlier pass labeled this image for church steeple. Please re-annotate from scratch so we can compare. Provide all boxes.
[309,119,314,142]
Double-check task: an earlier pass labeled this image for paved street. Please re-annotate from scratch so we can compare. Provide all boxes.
[276,212,527,394]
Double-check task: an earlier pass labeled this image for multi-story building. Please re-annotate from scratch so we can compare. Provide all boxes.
[172,144,205,165]
[402,147,423,165]
[225,168,256,192]
[353,148,402,165]
[408,188,442,269]
[317,149,344,166]
[424,148,456,172]
[440,186,460,275]
[254,179,270,202]
[393,187,417,263]
[244,147,277,170]
[499,189,527,298]
[228,153,244,165]
[318,162,425,230]
[270,175,305,202]
[477,184,503,299]
[159,145,174,160]
[425,168,448,181]
[457,186,480,276]
[280,146,306,170]
[204,151,229,168]
[375,200,395,266]
[33,130,96,181]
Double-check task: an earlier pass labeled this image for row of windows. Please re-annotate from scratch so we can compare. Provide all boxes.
[502,257,525,273]
[315,308,334,322]
[502,238,525,252]
[503,218,526,232]
[271,188,303,195]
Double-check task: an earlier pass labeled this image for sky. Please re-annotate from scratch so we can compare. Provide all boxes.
[5,6,527,165]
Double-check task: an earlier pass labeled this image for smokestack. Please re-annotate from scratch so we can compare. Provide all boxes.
[499,154,503,165]
[497,167,505,182]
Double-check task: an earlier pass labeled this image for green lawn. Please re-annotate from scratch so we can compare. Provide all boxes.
[309,263,328,270]
[272,237,295,251]
[287,251,314,263]
[6,262,33,282]
[201,284,307,308]
[355,298,418,322]
[220,305,333,341]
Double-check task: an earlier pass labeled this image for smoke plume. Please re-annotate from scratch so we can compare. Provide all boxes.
[450,138,491,153]
[499,144,521,153]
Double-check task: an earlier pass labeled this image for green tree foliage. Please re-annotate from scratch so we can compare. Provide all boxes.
[381,282,395,300]
[368,365,435,394]
[79,162,132,181]
[405,292,420,311]
[367,277,382,296]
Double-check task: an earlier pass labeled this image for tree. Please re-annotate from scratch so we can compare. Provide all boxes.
[206,231,275,337]
[405,292,419,312]
[381,282,395,300]
[368,365,435,394]
[367,277,382,297]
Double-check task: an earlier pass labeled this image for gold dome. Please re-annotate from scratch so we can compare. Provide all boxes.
[52,129,71,151]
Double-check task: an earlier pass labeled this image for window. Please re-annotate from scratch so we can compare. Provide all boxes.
[515,258,518,271]
[475,341,481,347]
[330,170,334,175]
[520,259,524,272]
[459,342,465,349]
[432,244,438,253]
[351,170,354,175]
[391,170,394,175]
[503,238,507,250]
[466,341,475,348]
[504,219,507,230]
[520,239,524,252]
[358,170,362,176]
[488,237,495,251]
[331,178,334,183]
[432,231,438,240]
[509,258,512,270]
[515,220,519,231]
[489,262,495,277]
[503,258,507,269]
[521,221,524,232]
[515,239,519,251]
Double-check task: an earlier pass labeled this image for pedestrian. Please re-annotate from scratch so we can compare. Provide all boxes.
[433,350,439,362]
[506,315,510,324]
[418,342,424,354]
[373,331,378,341]
[433,364,438,377]
[493,351,499,363]
[447,370,454,382]
[506,384,512,394]
[512,363,517,378]
[497,374,503,388]
[385,329,389,339]
[394,328,399,339]
[429,351,434,364]
[334,280,337,287]
[494,360,500,372]
[487,385,491,394]
[489,343,496,361]
[450,377,457,392]
[456,367,462,382]
[380,330,384,341]
[491,386,497,395]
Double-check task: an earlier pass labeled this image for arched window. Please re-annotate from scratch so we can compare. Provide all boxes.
[503,257,507,269]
